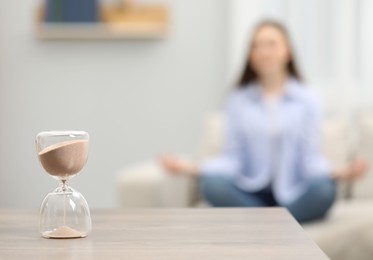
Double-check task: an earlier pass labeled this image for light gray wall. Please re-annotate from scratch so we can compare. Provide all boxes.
[0,0,228,208]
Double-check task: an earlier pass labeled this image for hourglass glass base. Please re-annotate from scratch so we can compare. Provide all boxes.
[42,226,87,239]
[39,185,92,239]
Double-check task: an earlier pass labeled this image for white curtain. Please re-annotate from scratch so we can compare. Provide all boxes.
[227,0,373,115]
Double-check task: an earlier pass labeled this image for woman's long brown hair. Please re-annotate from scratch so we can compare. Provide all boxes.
[237,20,302,88]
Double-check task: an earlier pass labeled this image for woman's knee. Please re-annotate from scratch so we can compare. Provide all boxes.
[200,174,237,205]
[286,177,337,223]
[308,177,337,207]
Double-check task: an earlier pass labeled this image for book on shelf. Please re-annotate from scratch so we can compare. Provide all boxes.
[45,0,99,23]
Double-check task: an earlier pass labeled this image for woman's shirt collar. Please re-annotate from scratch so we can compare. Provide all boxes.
[244,77,301,102]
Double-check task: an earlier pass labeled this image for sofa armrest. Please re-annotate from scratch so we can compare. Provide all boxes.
[117,161,199,208]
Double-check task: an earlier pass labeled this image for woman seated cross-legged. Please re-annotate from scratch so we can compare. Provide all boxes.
[159,20,368,223]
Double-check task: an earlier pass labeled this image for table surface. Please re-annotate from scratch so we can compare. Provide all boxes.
[0,208,328,259]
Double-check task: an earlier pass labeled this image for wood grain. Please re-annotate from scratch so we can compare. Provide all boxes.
[0,208,328,259]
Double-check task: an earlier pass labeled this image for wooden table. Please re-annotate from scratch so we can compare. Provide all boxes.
[0,208,328,259]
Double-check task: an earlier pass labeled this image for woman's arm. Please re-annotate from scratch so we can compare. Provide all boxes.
[300,92,368,181]
[197,94,243,177]
[299,93,330,179]
[331,158,368,181]
[158,155,199,176]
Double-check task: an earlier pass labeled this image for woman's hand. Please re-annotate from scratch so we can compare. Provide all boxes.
[158,155,199,176]
[333,158,369,181]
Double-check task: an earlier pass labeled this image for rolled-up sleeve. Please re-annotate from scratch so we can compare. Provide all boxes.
[299,94,331,179]
[199,94,243,178]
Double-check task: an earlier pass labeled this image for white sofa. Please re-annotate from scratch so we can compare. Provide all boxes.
[117,112,373,260]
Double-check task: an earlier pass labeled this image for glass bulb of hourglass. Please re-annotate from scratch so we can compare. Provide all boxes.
[36,131,91,239]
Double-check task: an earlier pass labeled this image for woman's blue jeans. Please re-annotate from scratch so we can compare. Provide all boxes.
[200,174,337,223]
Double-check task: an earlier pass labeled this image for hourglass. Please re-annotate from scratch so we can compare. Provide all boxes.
[36,131,91,239]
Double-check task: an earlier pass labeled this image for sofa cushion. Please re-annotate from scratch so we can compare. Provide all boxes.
[197,112,224,158]
[302,200,373,260]
[354,112,373,199]
[117,161,198,207]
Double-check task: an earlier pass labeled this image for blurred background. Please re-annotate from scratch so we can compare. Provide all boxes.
[1,0,373,209]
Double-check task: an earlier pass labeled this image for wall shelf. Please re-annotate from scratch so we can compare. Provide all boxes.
[36,4,169,40]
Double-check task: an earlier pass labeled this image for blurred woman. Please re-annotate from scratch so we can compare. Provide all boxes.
[159,20,368,222]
